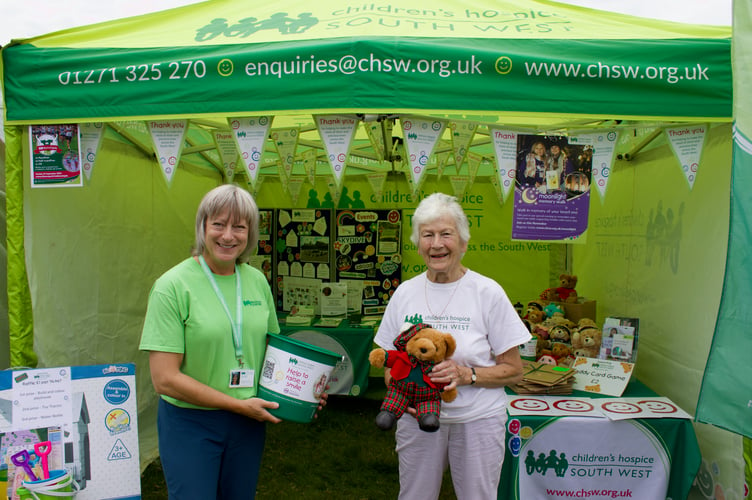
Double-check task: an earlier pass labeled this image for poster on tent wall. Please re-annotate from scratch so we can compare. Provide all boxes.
[512,135,592,241]
[29,125,83,187]
[273,208,333,311]
[0,364,140,499]
[249,209,274,290]
[334,209,402,316]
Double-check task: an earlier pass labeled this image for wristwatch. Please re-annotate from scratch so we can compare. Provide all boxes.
[470,367,477,385]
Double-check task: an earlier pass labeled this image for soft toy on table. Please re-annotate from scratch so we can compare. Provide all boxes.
[572,324,602,358]
[541,273,579,303]
[369,323,457,432]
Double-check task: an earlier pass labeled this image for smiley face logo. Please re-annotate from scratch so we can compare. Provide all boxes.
[495,56,513,75]
[217,58,234,77]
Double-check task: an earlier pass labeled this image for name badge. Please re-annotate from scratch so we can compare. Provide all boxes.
[229,368,254,388]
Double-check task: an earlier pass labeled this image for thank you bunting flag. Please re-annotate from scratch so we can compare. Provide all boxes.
[148,119,188,186]
[450,121,477,168]
[665,124,707,189]
[490,128,518,202]
[316,114,359,188]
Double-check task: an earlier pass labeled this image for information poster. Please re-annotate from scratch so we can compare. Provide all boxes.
[334,209,402,316]
[250,209,275,289]
[30,124,83,187]
[512,135,591,241]
[0,364,140,500]
[274,209,332,310]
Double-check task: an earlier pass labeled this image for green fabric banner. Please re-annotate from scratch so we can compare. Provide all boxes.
[1,37,731,122]
[695,0,752,440]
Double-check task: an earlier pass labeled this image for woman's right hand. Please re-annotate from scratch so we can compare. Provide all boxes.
[237,397,283,423]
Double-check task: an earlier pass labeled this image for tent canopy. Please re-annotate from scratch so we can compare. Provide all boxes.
[1,0,743,488]
[2,0,731,125]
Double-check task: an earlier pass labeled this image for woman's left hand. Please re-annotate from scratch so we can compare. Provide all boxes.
[429,360,465,390]
[312,389,329,419]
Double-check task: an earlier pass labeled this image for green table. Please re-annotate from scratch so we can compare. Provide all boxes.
[499,381,701,499]
[279,317,375,396]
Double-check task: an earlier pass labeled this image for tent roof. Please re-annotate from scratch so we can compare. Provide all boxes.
[0,0,732,125]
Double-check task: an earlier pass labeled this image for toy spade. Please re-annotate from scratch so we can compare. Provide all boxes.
[11,449,38,482]
[34,441,52,479]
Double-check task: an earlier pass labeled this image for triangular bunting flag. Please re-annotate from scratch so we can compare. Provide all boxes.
[665,124,707,189]
[366,172,388,200]
[466,151,483,189]
[315,115,359,188]
[229,116,273,188]
[213,130,240,182]
[571,130,619,200]
[148,119,188,186]
[272,127,299,182]
[80,122,105,182]
[363,120,386,161]
[248,173,264,198]
[490,170,504,204]
[449,175,469,199]
[287,176,306,205]
[327,178,342,207]
[450,121,477,170]
[302,148,318,186]
[435,148,451,180]
[400,116,446,190]
[489,128,519,202]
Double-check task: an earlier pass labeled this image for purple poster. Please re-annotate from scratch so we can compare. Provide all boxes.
[512,135,592,241]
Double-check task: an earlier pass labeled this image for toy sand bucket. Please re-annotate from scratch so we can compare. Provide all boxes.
[258,333,343,423]
[17,469,78,500]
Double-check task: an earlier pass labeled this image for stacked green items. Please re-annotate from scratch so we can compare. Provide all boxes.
[509,361,576,395]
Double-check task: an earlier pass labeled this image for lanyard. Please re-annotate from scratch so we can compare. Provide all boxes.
[198,255,244,367]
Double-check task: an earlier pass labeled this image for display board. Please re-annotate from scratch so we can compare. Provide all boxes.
[0,364,140,500]
[273,208,333,312]
[250,208,275,289]
[334,209,403,316]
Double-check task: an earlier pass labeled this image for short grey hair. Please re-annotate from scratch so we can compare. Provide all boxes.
[194,184,259,264]
[410,192,470,246]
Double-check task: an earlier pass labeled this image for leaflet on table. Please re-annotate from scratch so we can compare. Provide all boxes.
[320,282,348,317]
[572,357,634,396]
[600,317,640,363]
[282,276,322,315]
[284,305,315,326]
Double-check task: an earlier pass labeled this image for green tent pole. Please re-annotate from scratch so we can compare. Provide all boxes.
[5,125,37,368]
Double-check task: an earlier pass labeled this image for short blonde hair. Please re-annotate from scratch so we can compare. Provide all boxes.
[194,184,259,264]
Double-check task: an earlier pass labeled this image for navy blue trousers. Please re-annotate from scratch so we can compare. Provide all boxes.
[158,398,266,500]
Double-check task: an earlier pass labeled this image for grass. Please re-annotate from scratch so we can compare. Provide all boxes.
[140,379,457,499]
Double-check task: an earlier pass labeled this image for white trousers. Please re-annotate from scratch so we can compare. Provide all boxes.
[395,413,507,500]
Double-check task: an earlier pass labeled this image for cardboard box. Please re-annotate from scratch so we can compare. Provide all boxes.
[554,299,597,323]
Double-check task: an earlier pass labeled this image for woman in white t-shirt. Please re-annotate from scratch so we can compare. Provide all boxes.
[374,192,531,500]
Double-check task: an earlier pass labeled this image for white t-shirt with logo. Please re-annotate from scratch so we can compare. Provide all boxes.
[375,269,531,423]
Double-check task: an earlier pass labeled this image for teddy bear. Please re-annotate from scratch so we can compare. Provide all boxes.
[551,342,574,367]
[541,273,579,303]
[368,323,458,432]
[548,324,572,343]
[526,309,546,327]
[571,325,602,359]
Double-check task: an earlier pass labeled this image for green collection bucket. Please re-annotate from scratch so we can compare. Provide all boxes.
[258,333,343,423]
[17,469,78,499]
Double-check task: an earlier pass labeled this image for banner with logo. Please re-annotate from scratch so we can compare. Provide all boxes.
[500,412,700,500]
